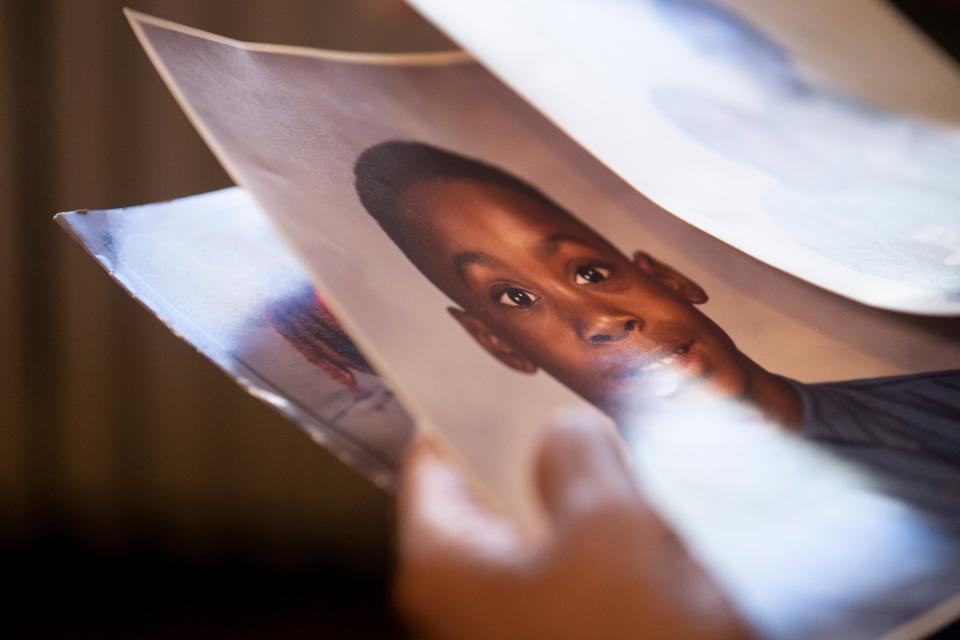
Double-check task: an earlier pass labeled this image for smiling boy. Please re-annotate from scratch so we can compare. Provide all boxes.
[355,140,804,427]
[353,141,960,517]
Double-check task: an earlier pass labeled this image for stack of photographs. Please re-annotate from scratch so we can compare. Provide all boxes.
[58,3,960,637]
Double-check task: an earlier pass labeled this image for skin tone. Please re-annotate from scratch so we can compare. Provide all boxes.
[392,176,802,429]
[395,415,753,640]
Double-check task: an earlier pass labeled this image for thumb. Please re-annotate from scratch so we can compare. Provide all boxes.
[397,434,522,566]
[535,410,642,530]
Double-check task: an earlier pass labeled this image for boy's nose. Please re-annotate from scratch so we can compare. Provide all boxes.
[579,314,644,344]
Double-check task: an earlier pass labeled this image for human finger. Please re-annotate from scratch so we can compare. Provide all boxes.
[394,435,529,636]
[534,410,645,531]
[396,433,523,569]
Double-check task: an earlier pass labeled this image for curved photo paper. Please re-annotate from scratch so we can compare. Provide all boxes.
[57,188,413,488]
[411,0,960,315]
[120,7,960,640]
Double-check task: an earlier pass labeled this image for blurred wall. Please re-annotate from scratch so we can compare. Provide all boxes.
[0,0,451,634]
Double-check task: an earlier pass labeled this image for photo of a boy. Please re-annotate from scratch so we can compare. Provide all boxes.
[354,141,960,517]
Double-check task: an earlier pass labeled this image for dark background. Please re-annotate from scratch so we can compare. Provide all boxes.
[0,1,957,637]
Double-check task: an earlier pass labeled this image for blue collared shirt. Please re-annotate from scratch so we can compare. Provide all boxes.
[791,369,960,524]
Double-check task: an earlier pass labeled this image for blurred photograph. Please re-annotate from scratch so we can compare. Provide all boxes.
[651,0,960,296]
[410,0,960,314]
[58,189,413,487]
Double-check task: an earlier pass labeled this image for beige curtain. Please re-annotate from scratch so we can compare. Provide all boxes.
[0,0,451,566]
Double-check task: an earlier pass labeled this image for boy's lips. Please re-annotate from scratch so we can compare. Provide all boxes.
[618,340,696,378]
[639,341,693,372]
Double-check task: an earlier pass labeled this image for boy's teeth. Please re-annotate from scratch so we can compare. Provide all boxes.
[642,349,684,372]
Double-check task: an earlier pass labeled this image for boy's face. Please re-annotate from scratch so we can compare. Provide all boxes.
[395,176,751,420]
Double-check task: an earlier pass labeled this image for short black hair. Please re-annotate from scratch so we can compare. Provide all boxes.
[353,140,563,235]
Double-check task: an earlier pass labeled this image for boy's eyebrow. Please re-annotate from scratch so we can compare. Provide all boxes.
[539,232,599,256]
[453,251,504,280]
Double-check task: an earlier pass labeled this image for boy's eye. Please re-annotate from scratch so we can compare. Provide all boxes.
[496,287,539,308]
[574,264,611,285]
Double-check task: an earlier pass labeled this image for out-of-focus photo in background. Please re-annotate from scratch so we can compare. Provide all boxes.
[0,1,956,637]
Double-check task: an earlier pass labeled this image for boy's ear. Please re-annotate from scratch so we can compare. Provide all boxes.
[447,307,538,374]
[632,251,708,304]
